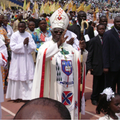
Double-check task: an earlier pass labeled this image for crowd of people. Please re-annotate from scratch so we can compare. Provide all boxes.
[0,0,120,119]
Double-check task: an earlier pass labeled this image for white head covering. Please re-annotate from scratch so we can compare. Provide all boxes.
[50,8,69,30]
[101,87,115,101]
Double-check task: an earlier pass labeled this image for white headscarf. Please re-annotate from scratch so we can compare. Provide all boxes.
[101,87,115,101]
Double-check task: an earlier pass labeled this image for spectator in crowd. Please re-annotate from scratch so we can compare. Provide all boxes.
[3,16,13,39]
[68,10,94,51]
[35,17,51,47]
[13,13,23,32]
[27,21,39,63]
[87,24,105,105]
[103,16,120,95]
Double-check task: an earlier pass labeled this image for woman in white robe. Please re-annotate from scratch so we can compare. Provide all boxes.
[6,22,36,101]
[0,39,8,119]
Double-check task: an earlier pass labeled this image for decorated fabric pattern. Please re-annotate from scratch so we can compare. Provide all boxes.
[56,62,62,82]
[35,27,51,46]
[31,31,40,52]
[56,49,74,88]
[62,91,73,106]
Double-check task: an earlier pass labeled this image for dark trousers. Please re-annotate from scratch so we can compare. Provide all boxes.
[91,73,105,101]
[105,70,120,94]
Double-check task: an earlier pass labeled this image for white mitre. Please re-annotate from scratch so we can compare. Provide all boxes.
[50,8,69,30]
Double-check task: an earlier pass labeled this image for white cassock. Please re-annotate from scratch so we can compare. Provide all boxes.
[6,31,36,100]
[31,40,88,119]
[0,39,8,119]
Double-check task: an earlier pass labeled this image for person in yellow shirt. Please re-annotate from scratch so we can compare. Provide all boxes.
[13,14,23,32]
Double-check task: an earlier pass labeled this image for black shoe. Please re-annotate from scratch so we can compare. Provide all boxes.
[91,100,98,106]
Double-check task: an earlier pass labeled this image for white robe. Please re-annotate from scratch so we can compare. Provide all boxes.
[6,31,36,100]
[0,40,8,119]
[31,40,88,119]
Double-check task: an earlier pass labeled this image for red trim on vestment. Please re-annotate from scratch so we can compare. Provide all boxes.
[39,48,47,97]
[82,64,85,97]
[77,59,81,118]
[1,53,7,62]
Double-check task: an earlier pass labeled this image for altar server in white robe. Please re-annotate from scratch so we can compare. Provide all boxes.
[0,38,8,119]
[31,8,88,119]
[6,21,36,101]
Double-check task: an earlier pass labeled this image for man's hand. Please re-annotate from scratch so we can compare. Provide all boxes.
[24,37,29,46]
[66,38,74,45]
[79,40,86,50]
[103,68,109,73]
[57,29,68,47]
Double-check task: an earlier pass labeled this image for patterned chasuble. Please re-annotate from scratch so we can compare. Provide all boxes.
[55,48,75,111]
[56,49,74,89]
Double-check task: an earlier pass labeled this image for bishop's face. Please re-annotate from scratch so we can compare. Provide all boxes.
[51,28,64,43]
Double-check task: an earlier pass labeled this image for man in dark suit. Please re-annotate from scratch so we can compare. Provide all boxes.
[87,24,105,105]
[103,16,120,95]
[67,11,94,51]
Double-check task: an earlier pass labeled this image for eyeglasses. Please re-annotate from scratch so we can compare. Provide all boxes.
[53,30,64,34]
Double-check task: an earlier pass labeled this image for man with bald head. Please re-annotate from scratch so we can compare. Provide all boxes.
[103,16,120,95]
[14,98,71,119]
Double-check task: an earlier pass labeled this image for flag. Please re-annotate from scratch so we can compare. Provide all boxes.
[3,3,5,11]
[84,4,91,12]
[1,2,3,10]
[50,2,55,12]
[67,1,73,13]
[72,4,76,12]
[76,2,84,13]
[95,7,99,13]
[63,3,68,11]
[55,1,60,10]
[9,2,11,10]
[44,3,50,14]
[23,0,26,11]
[32,1,38,19]
[93,12,96,21]
[26,2,30,11]
[40,3,44,15]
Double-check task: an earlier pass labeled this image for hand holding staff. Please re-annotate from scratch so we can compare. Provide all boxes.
[79,19,89,119]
